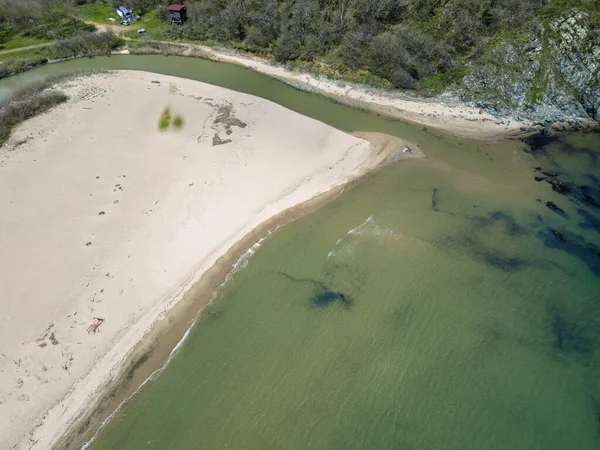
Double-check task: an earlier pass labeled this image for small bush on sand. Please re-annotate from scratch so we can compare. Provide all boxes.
[0,70,105,147]
[172,114,184,130]
[158,107,172,131]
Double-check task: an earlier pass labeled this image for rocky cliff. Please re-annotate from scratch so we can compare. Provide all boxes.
[460,9,599,128]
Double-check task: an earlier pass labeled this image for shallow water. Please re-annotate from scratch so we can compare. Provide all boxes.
[2,56,599,449]
[86,128,600,449]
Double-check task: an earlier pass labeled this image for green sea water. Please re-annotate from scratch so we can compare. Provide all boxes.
[87,130,600,449]
[2,57,599,449]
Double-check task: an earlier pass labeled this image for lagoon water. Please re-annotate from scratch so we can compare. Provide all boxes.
[3,57,600,449]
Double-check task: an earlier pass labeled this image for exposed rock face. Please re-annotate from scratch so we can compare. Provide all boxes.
[460,9,600,126]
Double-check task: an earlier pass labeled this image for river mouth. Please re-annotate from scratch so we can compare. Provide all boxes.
[83,127,600,450]
[2,56,599,450]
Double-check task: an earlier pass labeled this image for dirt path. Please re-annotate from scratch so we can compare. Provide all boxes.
[0,43,51,56]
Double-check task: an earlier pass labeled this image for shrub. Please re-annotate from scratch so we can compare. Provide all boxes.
[0,91,67,146]
[49,30,122,60]
[0,70,105,146]
[172,114,184,130]
[158,107,172,131]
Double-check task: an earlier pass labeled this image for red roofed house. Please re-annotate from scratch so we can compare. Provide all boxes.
[168,5,186,25]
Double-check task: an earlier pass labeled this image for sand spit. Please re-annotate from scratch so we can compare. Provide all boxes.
[0,70,409,450]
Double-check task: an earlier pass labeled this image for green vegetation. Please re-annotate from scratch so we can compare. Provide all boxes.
[0,0,95,44]
[0,33,48,52]
[0,46,46,61]
[157,107,185,131]
[527,24,551,105]
[0,54,48,78]
[158,107,172,131]
[0,71,103,147]
[77,2,120,24]
[0,31,122,79]
[1,0,599,106]
[172,114,184,130]
[49,30,122,59]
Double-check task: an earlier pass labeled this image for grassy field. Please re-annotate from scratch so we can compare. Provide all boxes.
[77,3,121,24]
[0,47,48,61]
[0,34,49,52]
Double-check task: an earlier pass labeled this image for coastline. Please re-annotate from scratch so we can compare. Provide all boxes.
[0,69,420,450]
[4,43,597,140]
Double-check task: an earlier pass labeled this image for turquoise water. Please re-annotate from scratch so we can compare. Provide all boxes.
[2,57,599,449]
[88,130,600,449]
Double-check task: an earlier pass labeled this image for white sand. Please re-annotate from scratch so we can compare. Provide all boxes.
[0,70,394,450]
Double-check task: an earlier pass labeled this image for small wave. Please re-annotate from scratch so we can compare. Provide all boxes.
[327,215,396,259]
[81,322,195,449]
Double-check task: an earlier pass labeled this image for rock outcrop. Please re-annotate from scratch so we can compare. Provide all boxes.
[460,9,600,127]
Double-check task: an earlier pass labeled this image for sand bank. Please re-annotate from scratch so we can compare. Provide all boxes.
[127,41,529,139]
[0,70,411,450]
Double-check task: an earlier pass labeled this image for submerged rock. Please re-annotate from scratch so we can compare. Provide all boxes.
[551,229,565,242]
[546,201,567,217]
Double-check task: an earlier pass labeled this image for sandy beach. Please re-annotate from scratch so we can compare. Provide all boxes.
[0,70,416,450]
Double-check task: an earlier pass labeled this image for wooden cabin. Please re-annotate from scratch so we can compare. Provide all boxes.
[168,4,186,25]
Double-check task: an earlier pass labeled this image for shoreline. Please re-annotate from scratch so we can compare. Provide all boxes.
[53,132,420,450]
[56,174,358,450]
[0,68,421,450]
[56,132,423,450]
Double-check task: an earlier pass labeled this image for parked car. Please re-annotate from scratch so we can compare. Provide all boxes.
[120,20,130,26]
[137,28,146,34]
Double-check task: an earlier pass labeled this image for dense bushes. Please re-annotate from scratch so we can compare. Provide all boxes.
[3,0,599,94]
[49,30,122,59]
[0,0,95,41]
[0,87,66,145]
[152,0,563,89]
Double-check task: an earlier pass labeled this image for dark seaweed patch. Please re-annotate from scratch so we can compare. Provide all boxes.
[578,209,600,233]
[474,211,527,236]
[311,289,352,308]
[431,188,439,210]
[438,235,529,273]
[482,253,526,271]
[593,400,600,435]
[547,305,592,355]
[587,174,600,185]
[541,175,600,211]
[278,272,353,309]
[523,132,599,167]
[522,134,560,155]
[579,185,600,209]
[537,228,600,276]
